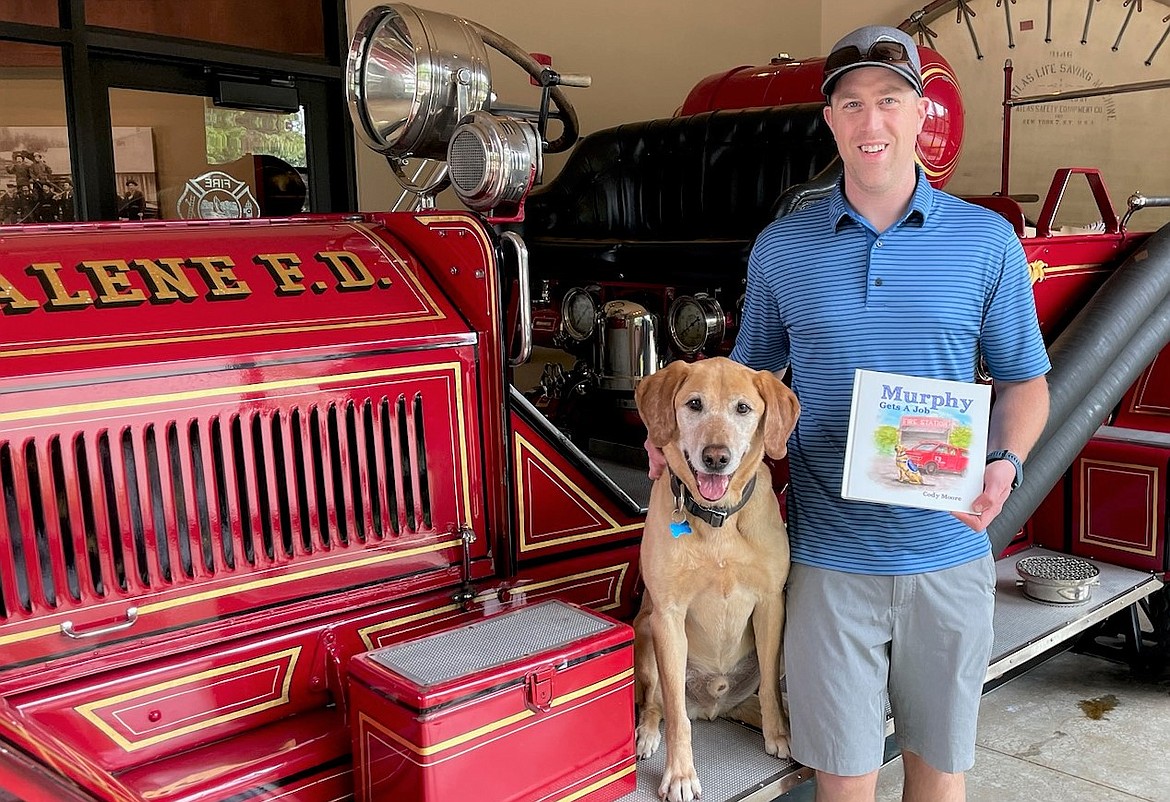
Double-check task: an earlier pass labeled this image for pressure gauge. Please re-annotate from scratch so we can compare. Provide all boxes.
[560,286,599,342]
[668,294,725,355]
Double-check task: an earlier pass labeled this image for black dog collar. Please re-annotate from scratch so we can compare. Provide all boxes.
[668,471,758,528]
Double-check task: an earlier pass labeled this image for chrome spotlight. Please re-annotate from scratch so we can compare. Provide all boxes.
[347,4,491,159]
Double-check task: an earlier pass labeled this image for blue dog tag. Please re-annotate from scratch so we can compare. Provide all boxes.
[670,520,692,538]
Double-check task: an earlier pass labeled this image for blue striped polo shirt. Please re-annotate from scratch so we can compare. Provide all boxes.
[730,170,1051,574]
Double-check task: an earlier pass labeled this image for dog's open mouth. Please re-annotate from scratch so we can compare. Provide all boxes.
[694,471,730,502]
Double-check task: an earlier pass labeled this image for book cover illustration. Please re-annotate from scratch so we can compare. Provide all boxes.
[841,369,991,513]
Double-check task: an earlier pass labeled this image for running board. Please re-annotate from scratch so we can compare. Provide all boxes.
[620,547,1164,802]
[986,546,1163,682]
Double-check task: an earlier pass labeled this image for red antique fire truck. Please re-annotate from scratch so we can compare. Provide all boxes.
[1,3,1168,801]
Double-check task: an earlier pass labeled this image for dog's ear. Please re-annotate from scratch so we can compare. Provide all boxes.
[636,360,690,447]
[754,369,800,460]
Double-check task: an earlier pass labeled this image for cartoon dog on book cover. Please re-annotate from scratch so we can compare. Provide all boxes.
[894,443,924,484]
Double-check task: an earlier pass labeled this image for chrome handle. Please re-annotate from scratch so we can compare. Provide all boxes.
[61,607,139,639]
[502,231,532,366]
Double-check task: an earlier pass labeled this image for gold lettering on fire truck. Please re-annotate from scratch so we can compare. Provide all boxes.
[78,260,149,307]
[0,271,38,313]
[317,251,379,292]
[27,263,93,310]
[130,258,200,302]
[254,253,307,296]
[185,256,252,299]
[0,248,398,314]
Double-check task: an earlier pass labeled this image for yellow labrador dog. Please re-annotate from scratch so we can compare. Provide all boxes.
[633,357,799,802]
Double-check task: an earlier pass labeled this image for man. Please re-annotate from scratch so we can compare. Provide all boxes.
[119,179,146,220]
[29,152,55,191]
[14,184,37,224]
[0,184,16,224]
[649,25,1049,802]
[6,151,30,191]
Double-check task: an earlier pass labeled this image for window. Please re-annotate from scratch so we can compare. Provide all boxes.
[85,0,325,56]
[0,41,73,225]
[0,1,352,224]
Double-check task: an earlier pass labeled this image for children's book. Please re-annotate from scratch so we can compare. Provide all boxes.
[841,369,991,513]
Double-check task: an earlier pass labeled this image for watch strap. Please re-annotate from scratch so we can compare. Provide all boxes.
[986,449,1023,489]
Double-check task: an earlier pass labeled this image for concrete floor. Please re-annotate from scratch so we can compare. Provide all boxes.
[777,648,1170,801]
[873,650,1170,802]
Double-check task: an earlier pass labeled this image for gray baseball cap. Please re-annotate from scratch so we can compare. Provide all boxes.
[821,25,923,98]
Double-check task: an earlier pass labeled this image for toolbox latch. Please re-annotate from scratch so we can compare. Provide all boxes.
[525,665,556,712]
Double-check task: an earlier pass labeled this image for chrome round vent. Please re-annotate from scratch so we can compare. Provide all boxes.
[447,111,542,212]
[448,130,490,192]
[346,4,491,159]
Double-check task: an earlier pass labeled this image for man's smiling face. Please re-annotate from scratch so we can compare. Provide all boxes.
[823,66,928,201]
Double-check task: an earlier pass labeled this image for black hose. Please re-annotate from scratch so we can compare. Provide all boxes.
[987,226,1170,555]
[468,21,580,153]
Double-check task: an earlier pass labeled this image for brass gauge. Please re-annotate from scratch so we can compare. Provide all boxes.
[560,286,599,342]
[668,294,726,355]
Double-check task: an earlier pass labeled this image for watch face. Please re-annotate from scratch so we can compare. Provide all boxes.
[899,0,1170,230]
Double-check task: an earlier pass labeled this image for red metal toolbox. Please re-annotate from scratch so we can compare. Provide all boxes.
[348,600,636,802]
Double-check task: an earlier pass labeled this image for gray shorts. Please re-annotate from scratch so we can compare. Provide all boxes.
[784,555,996,776]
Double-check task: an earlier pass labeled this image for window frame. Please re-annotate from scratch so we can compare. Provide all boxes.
[0,0,354,222]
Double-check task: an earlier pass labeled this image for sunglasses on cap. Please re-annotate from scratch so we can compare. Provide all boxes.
[824,40,912,73]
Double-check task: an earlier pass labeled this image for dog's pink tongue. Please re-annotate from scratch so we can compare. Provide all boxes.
[696,473,730,502]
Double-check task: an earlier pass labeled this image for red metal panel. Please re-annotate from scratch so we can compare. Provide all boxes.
[1022,477,1069,554]
[509,414,644,561]
[340,547,642,660]
[0,350,487,668]
[381,213,511,571]
[14,632,322,771]
[1072,437,1168,572]
[1114,350,1170,433]
[504,546,642,622]
[1022,233,1147,341]
[0,217,472,379]
[112,708,350,802]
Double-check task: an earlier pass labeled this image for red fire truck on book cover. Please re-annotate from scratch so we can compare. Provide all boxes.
[842,369,991,513]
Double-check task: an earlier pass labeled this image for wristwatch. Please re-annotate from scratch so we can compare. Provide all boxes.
[986,450,1023,490]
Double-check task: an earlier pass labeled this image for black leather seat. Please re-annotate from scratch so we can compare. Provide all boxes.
[521,104,839,282]
[525,103,837,239]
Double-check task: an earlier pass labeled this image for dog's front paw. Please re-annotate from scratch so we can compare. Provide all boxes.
[636,721,662,759]
[763,730,790,759]
[659,762,702,802]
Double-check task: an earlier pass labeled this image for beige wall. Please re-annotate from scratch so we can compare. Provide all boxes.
[822,1,909,46]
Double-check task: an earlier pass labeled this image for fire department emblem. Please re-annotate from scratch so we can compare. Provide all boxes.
[177,170,259,219]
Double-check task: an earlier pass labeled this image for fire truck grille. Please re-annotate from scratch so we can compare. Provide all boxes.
[0,394,434,620]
